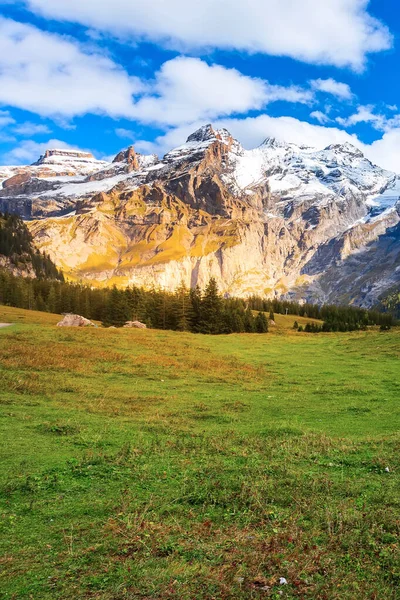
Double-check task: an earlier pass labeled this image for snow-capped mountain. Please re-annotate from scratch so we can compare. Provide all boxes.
[1,125,399,306]
[0,148,108,184]
[229,138,395,203]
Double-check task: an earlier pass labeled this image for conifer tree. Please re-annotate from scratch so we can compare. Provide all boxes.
[244,307,256,333]
[103,286,130,327]
[255,311,269,333]
[232,311,245,333]
[189,285,203,332]
[200,277,222,334]
[47,285,57,313]
[176,282,193,331]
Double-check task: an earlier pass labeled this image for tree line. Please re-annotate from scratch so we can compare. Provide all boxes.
[0,271,269,333]
[0,268,395,333]
[248,295,394,331]
[0,210,395,333]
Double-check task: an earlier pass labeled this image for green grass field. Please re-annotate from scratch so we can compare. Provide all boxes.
[0,306,399,599]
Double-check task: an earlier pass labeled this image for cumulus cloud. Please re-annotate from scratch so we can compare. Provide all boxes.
[134,116,362,157]
[134,123,204,156]
[4,138,79,164]
[336,105,400,132]
[337,105,383,128]
[115,128,137,141]
[0,110,16,141]
[0,109,15,128]
[310,111,331,124]
[24,0,392,70]
[132,57,313,126]
[311,78,353,100]
[367,129,400,172]
[0,18,143,120]
[13,122,52,136]
[0,20,315,128]
[218,115,364,151]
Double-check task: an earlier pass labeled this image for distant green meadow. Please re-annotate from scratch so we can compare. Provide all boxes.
[0,306,399,599]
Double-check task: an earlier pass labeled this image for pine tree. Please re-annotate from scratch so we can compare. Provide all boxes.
[189,285,203,332]
[255,311,269,333]
[244,307,256,333]
[176,282,193,331]
[103,286,130,327]
[47,285,57,313]
[199,278,222,334]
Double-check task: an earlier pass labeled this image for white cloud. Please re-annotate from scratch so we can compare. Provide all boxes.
[337,104,383,128]
[3,138,78,164]
[0,109,15,128]
[0,18,144,119]
[310,111,331,124]
[217,115,363,151]
[13,122,52,136]
[311,78,353,100]
[0,20,315,128]
[135,123,204,156]
[115,128,136,141]
[134,116,362,157]
[0,110,16,141]
[336,105,400,133]
[24,0,392,70]
[131,57,313,127]
[367,129,400,173]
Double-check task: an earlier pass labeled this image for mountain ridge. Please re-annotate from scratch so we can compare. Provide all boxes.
[0,124,399,306]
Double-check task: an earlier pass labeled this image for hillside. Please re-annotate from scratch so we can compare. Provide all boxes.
[1,125,399,306]
[0,307,398,599]
[0,212,63,280]
[378,285,400,318]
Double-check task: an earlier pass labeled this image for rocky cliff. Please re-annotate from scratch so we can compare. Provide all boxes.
[1,125,399,306]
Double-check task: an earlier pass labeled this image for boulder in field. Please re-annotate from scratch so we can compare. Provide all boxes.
[123,320,147,329]
[57,314,95,327]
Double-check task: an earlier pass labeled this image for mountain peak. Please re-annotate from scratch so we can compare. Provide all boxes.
[261,136,279,147]
[112,145,138,165]
[186,124,216,143]
[261,137,289,149]
[324,142,364,157]
[33,148,98,167]
[186,124,236,146]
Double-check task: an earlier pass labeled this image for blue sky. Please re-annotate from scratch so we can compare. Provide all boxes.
[0,0,400,171]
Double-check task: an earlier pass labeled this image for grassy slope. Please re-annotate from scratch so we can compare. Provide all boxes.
[0,306,398,599]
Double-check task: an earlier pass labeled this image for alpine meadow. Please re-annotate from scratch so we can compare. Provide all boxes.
[1,0,400,599]
[0,307,399,599]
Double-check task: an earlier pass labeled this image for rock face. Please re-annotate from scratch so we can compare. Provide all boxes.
[112,146,140,170]
[2,125,400,307]
[0,255,35,279]
[57,314,95,327]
